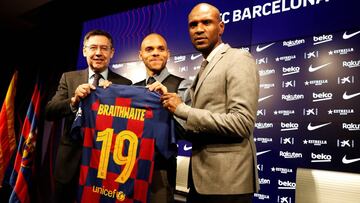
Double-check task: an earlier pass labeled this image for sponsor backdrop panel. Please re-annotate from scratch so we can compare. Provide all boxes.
[77,0,360,202]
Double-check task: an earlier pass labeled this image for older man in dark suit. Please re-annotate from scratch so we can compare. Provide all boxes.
[161,3,260,203]
[45,29,132,203]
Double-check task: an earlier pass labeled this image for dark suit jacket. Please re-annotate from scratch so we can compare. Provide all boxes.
[45,68,132,183]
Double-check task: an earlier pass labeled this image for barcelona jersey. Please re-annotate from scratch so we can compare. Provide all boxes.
[71,85,176,203]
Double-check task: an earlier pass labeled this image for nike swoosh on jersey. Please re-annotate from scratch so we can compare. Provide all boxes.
[183,144,192,151]
[308,62,331,72]
[343,30,360,39]
[256,150,271,156]
[307,122,331,131]
[342,155,360,164]
[191,54,202,60]
[256,42,275,52]
[258,95,273,102]
[343,91,360,100]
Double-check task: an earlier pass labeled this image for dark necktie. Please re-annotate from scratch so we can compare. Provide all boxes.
[92,73,102,86]
[198,60,208,79]
[194,60,208,88]
[147,76,156,85]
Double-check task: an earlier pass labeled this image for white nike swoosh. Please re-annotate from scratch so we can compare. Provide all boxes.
[191,53,202,60]
[183,145,192,151]
[342,155,360,164]
[307,122,331,131]
[256,150,271,156]
[258,95,273,102]
[308,62,331,72]
[343,91,360,100]
[256,42,275,52]
[343,30,360,40]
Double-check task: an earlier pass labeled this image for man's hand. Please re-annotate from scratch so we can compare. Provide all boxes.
[147,81,168,94]
[161,93,183,113]
[70,83,94,107]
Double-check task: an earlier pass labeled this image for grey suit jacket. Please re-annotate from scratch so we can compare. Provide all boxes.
[177,44,260,194]
[45,68,132,183]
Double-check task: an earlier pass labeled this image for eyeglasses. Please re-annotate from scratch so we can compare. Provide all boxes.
[84,45,112,52]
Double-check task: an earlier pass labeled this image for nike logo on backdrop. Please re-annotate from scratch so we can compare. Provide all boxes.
[308,62,331,72]
[183,144,192,151]
[191,53,202,60]
[256,42,275,52]
[343,30,360,39]
[258,95,273,102]
[343,91,360,100]
[307,122,332,131]
[256,150,271,156]
[342,155,360,164]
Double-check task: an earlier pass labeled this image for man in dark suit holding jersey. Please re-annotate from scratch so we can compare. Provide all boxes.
[45,29,132,203]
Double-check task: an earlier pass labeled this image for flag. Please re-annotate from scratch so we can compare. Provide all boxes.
[0,71,18,187]
[9,82,41,203]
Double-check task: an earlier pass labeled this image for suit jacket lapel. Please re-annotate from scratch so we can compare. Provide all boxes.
[79,68,89,84]
[193,44,230,98]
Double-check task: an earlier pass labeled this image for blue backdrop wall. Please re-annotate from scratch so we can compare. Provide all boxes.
[77,0,360,202]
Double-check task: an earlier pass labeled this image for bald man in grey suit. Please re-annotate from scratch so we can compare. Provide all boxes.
[161,3,260,203]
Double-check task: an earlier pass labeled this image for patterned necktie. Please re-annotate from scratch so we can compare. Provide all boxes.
[147,76,156,85]
[92,73,102,86]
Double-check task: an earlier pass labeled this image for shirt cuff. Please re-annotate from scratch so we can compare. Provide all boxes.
[174,103,191,120]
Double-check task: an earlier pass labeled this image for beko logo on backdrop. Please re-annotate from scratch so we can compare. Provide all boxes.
[311,153,332,162]
[280,151,302,159]
[282,66,300,76]
[303,139,327,146]
[312,92,333,102]
[328,48,354,55]
[254,137,273,144]
[282,94,304,101]
[280,122,299,131]
[259,69,275,76]
[313,34,333,45]
[304,79,328,86]
[342,123,360,131]
[254,193,270,200]
[271,167,293,174]
[260,83,275,89]
[274,110,295,116]
[283,39,305,47]
[174,56,186,63]
[278,180,296,189]
[342,60,360,68]
[255,122,274,129]
[276,55,296,62]
[220,0,330,23]
[328,109,354,116]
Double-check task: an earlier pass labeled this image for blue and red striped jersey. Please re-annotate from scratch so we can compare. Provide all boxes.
[71,85,176,203]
